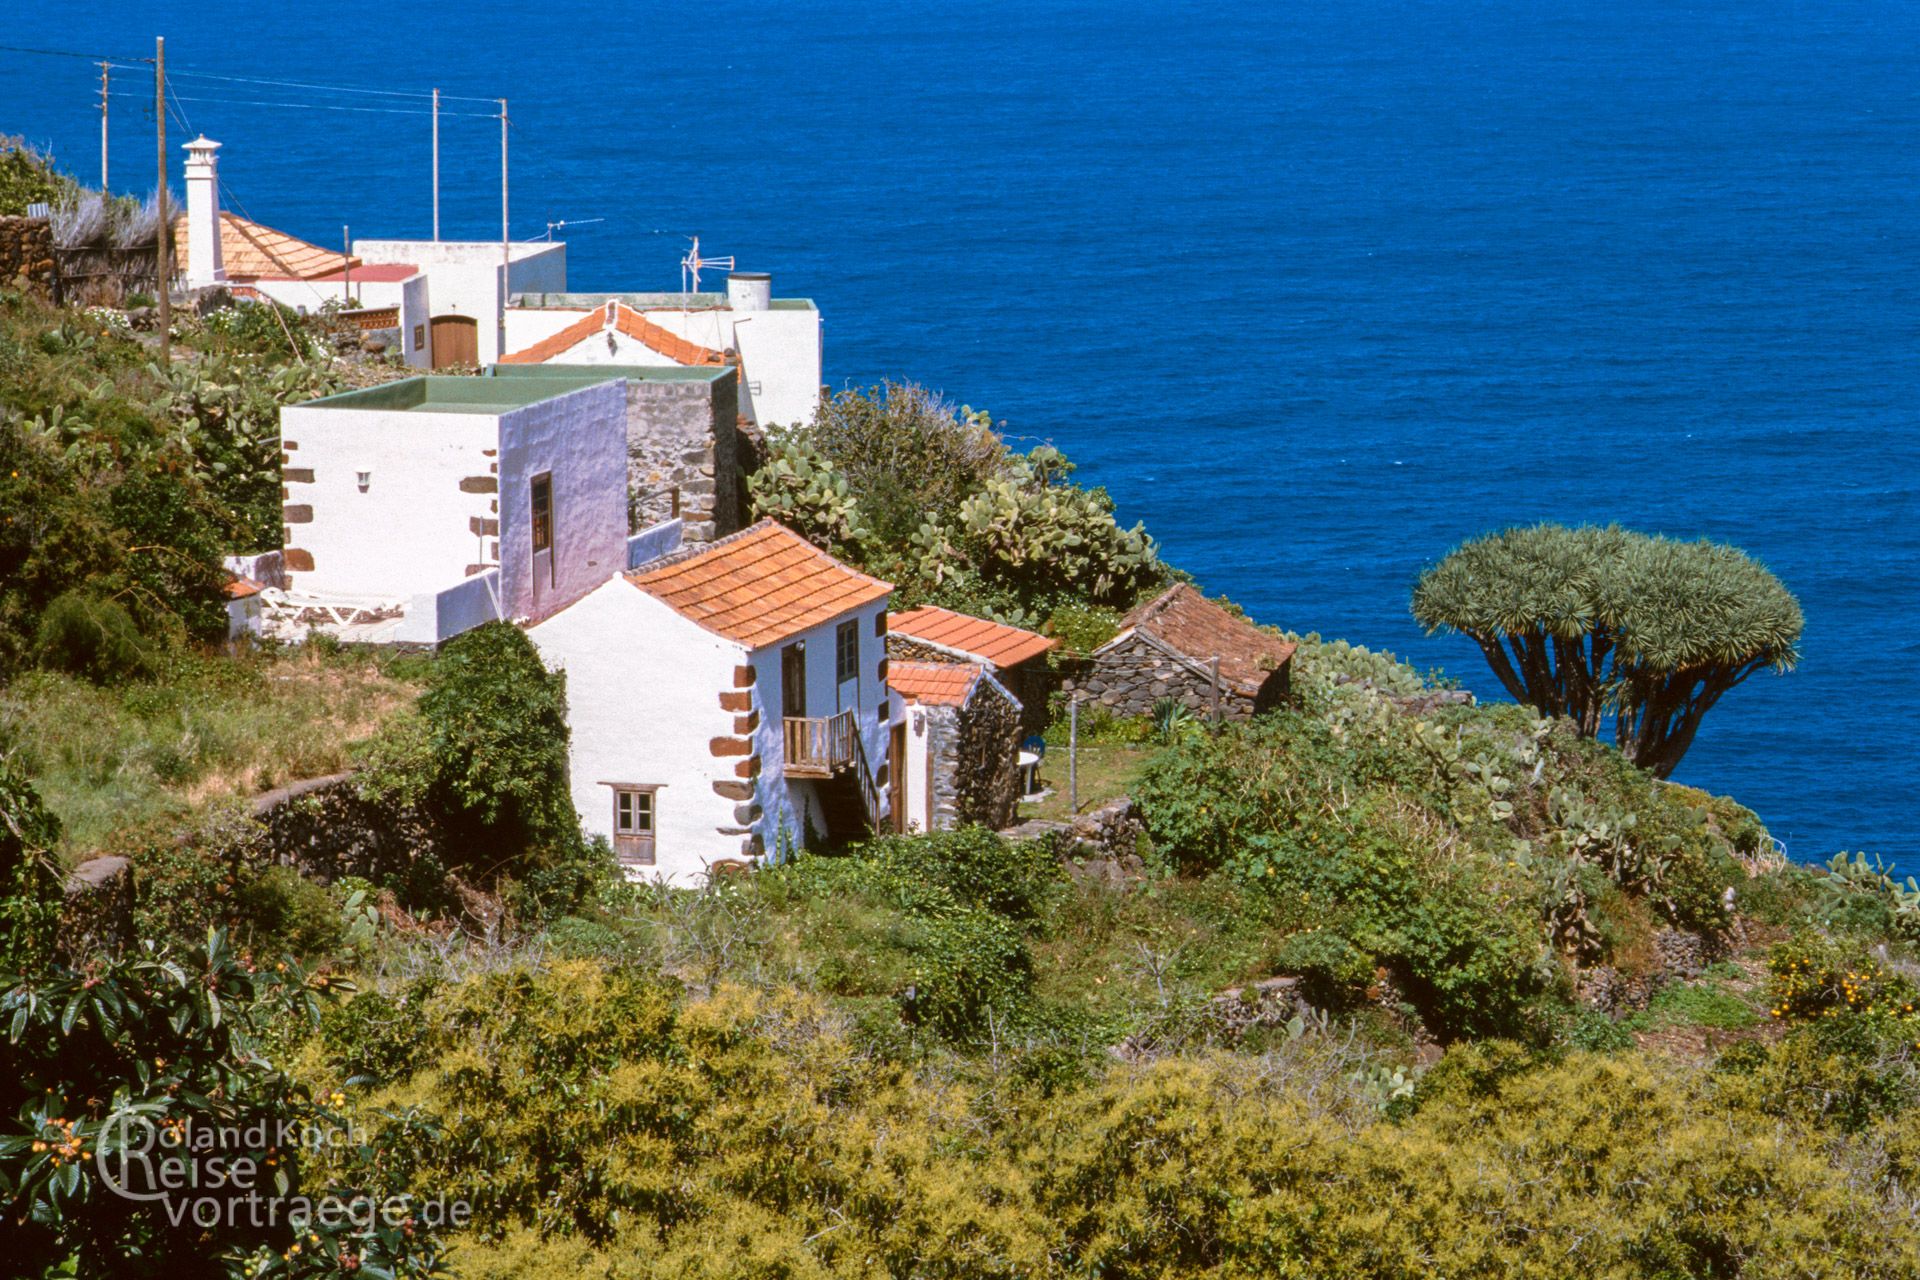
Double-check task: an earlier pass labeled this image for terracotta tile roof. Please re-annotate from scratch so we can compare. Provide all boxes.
[888,604,1057,670]
[888,660,984,707]
[500,301,730,366]
[1110,584,1297,696]
[498,306,608,364]
[224,575,264,600]
[295,263,420,284]
[627,519,891,648]
[172,212,358,282]
[612,305,729,366]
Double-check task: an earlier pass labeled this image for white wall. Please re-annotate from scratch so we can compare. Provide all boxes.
[494,381,629,621]
[529,580,748,887]
[746,599,894,854]
[643,305,821,428]
[904,704,932,833]
[279,403,498,600]
[353,241,567,365]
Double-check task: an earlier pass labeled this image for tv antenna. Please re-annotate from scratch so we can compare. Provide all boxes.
[680,235,734,296]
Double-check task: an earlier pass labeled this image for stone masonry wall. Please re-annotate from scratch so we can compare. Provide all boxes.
[923,705,962,831]
[1075,633,1256,721]
[0,216,54,295]
[623,373,742,544]
[955,682,1024,830]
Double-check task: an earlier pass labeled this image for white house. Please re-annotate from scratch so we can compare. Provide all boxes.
[277,372,629,636]
[505,274,823,428]
[355,238,568,368]
[528,519,896,884]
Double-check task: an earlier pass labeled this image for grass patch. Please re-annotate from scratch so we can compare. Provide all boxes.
[1,645,422,857]
[1621,973,1766,1033]
[1017,742,1154,821]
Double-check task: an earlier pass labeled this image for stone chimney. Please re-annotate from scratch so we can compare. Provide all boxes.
[182,136,226,288]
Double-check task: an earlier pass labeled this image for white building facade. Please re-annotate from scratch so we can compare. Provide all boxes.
[528,520,896,885]
[277,373,628,626]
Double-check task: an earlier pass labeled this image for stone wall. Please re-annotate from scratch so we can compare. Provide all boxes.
[0,215,54,295]
[1075,631,1264,721]
[61,855,135,959]
[622,373,743,544]
[248,771,454,889]
[955,679,1024,830]
[1003,795,1147,863]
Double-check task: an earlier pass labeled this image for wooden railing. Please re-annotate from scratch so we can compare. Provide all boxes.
[783,710,857,778]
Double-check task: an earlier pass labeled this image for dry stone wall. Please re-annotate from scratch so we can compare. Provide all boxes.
[0,215,54,295]
[1075,632,1257,721]
[622,374,743,544]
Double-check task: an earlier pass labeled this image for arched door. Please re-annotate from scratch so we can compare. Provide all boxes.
[429,315,478,369]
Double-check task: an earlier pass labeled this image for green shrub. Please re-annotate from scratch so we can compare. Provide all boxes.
[0,758,64,976]
[900,908,1032,1037]
[231,864,344,958]
[31,590,157,683]
[859,826,1061,922]
[1270,928,1373,1008]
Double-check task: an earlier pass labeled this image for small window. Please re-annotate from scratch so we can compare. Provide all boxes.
[530,473,553,554]
[836,620,859,684]
[612,787,657,866]
[412,323,426,350]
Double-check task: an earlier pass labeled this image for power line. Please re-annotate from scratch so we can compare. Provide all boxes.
[0,41,148,63]
[163,67,498,104]
[108,91,500,119]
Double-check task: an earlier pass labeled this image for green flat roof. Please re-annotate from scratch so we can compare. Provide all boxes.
[298,372,624,413]
[512,291,817,312]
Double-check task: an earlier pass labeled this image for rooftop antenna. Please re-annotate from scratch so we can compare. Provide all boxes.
[543,217,605,241]
[680,235,733,297]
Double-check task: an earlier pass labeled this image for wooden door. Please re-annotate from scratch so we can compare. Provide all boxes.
[430,315,478,369]
[889,721,907,832]
[781,642,807,719]
[529,472,554,607]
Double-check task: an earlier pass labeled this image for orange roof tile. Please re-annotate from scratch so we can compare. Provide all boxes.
[627,520,892,648]
[500,301,730,367]
[172,211,358,282]
[1111,584,1297,696]
[888,604,1058,670]
[224,575,264,599]
[499,305,611,364]
[888,660,984,708]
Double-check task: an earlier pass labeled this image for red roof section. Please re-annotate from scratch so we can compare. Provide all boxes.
[627,520,892,648]
[500,301,730,367]
[224,575,264,600]
[1113,584,1297,696]
[888,604,1057,669]
[294,263,420,284]
[888,660,983,707]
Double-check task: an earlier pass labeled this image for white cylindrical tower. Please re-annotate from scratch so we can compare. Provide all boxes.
[726,271,771,311]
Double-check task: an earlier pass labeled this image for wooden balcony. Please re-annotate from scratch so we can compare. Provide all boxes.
[784,709,857,778]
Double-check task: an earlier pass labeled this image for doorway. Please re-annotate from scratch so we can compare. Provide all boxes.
[430,314,478,369]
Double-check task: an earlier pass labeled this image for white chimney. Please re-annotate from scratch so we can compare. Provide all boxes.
[726,271,771,312]
[182,136,226,288]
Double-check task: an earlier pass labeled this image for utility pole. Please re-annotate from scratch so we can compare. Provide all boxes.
[155,36,169,364]
[498,97,509,357]
[1068,695,1080,814]
[431,87,440,240]
[342,225,351,306]
[98,61,109,187]
[1209,656,1222,727]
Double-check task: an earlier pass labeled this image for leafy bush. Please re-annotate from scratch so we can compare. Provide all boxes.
[232,864,345,959]
[901,908,1032,1037]
[0,759,64,977]
[858,827,1061,921]
[31,590,158,683]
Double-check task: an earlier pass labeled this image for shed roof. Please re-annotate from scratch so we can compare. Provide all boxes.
[626,520,891,648]
[888,660,985,708]
[1106,584,1296,696]
[500,301,730,367]
[887,604,1057,669]
[172,211,358,281]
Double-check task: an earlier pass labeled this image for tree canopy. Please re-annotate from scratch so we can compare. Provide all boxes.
[1412,524,1802,777]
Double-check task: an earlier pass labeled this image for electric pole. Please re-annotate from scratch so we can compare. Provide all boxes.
[155,36,169,363]
[98,61,109,187]
[431,87,440,240]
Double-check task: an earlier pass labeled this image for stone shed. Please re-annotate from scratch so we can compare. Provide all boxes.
[491,362,743,544]
[890,660,1025,833]
[1081,584,1295,721]
[887,604,1059,736]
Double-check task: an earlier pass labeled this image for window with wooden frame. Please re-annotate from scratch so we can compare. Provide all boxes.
[835,619,859,685]
[610,786,657,866]
[530,473,553,554]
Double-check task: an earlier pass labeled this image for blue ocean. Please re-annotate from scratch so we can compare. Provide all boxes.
[6,0,1916,868]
